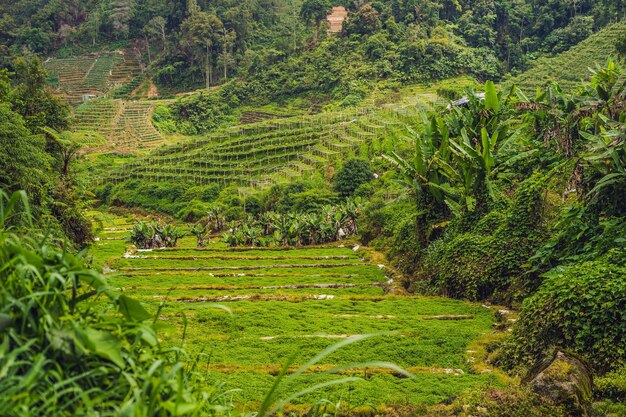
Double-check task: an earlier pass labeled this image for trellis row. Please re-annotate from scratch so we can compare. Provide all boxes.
[91,105,420,189]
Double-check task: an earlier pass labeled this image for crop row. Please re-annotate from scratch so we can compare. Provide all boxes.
[510,21,626,93]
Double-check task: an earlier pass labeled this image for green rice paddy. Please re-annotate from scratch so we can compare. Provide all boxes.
[91,213,502,410]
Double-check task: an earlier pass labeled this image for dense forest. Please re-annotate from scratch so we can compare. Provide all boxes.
[0,0,625,416]
[3,0,626,89]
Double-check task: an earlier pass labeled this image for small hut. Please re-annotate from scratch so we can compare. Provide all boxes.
[327,6,348,34]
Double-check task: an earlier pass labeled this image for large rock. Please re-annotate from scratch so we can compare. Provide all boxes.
[523,351,593,417]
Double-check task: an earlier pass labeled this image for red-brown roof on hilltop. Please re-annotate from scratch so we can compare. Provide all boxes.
[327,6,348,33]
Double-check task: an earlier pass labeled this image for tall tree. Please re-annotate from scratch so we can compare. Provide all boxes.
[0,103,51,208]
[84,8,101,46]
[146,16,168,52]
[180,10,224,88]
[218,29,236,80]
[109,0,132,39]
[300,0,332,40]
[144,16,168,61]
[9,57,70,132]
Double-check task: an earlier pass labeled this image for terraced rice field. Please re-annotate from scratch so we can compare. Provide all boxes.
[91,214,501,411]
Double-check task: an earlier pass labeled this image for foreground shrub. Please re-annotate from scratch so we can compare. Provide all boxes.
[595,366,626,402]
[497,250,626,374]
[0,191,209,416]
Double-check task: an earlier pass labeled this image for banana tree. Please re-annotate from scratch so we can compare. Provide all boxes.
[581,59,626,122]
[207,203,225,231]
[162,224,185,247]
[447,127,499,213]
[343,197,364,235]
[516,83,579,157]
[289,214,305,246]
[129,221,152,248]
[241,223,262,247]
[383,111,454,245]
[271,213,291,246]
[303,213,321,245]
[439,81,541,215]
[332,206,349,241]
[189,222,210,247]
[445,81,514,140]
[319,216,336,243]
[580,122,626,205]
[258,211,274,236]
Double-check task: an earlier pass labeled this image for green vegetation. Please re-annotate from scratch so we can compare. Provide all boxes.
[498,252,626,373]
[2,0,626,414]
[509,21,626,93]
[0,57,93,247]
[92,109,399,205]
[222,198,362,247]
[0,191,208,416]
[129,220,186,248]
[89,211,501,410]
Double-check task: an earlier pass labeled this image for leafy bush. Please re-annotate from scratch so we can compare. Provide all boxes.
[181,184,220,202]
[595,366,626,402]
[420,174,548,301]
[165,81,245,134]
[428,386,569,417]
[101,180,221,221]
[176,200,210,222]
[498,250,626,374]
[152,104,178,133]
[436,86,462,100]
[333,158,374,198]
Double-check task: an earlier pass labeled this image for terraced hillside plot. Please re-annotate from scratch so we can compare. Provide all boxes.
[509,21,626,93]
[113,101,164,147]
[44,50,142,105]
[101,108,415,189]
[75,99,165,152]
[74,98,120,132]
[91,214,501,410]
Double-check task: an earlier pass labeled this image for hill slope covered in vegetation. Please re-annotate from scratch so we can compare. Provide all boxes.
[510,20,626,93]
[0,1,626,416]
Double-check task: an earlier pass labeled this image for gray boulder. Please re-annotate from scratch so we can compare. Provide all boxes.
[523,351,593,417]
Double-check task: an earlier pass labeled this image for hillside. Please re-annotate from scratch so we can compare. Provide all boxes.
[92,110,394,188]
[74,98,166,150]
[510,21,626,93]
[87,97,454,191]
[1,1,626,415]
[44,49,142,105]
